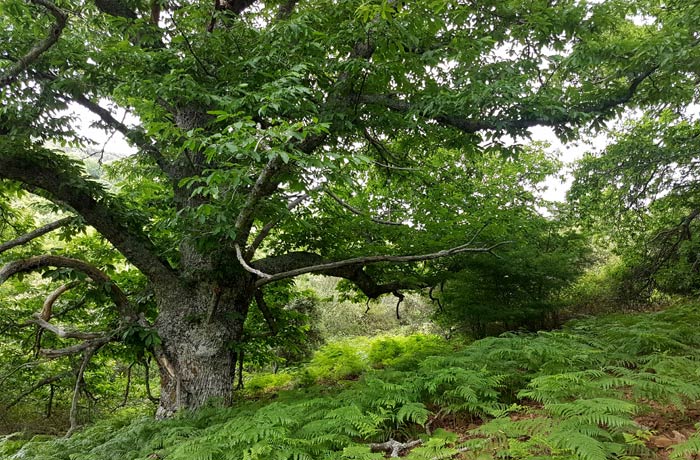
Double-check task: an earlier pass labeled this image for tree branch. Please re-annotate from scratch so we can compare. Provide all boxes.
[234,155,285,245]
[31,315,105,340]
[40,281,79,321]
[254,289,278,335]
[0,255,134,319]
[3,372,71,411]
[246,189,318,259]
[0,0,68,87]
[66,345,99,437]
[71,95,175,180]
[358,67,659,135]
[235,244,271,278]
[39,336,112,359]
[0,216,74,254]
[0,149,176,283]
[253,241,512,288]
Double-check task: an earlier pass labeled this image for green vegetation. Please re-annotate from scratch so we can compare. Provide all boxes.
[4,304,700,460]
[2,0,700,456]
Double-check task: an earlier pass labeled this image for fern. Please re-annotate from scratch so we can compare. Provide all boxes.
[670,430,700,460]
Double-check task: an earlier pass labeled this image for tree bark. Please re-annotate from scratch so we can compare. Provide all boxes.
[153,278,253,417]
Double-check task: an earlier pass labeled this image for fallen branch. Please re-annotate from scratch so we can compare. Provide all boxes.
[370,438,422,457]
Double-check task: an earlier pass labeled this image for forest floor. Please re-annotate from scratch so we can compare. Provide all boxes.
[4,302,700,459]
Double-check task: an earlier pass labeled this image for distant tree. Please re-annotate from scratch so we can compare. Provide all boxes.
[0,0,671,421]
[571,112,700,301]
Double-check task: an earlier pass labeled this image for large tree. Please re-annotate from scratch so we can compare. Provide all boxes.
[0,0,674,418]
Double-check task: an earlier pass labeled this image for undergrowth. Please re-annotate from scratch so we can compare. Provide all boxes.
[5,304,700,460]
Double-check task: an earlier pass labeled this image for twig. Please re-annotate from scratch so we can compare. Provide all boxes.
[325,188,404,226]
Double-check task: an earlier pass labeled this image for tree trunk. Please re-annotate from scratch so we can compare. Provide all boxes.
[153,279,252,418]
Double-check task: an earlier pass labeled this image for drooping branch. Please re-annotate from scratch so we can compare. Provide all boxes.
[254,289,278,335]
[393,290,404,320]
[325,188,404,226]
[2,372,71,411]
[0,0,68,87]
[252,241,512,288]
[0,255,134,319]
[0,216,74,254]
[0,150,176,283]
[66,345,100,436]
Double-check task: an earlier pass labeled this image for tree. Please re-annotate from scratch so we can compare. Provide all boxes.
[0,0,672,419]
[571,112,700,301]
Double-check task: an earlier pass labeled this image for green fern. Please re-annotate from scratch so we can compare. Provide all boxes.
[670,430,700,460]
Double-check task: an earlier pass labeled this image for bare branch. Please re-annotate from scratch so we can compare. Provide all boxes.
[254,241,512,288]
[235,244,272,278]
[0,0,68,87]
[0,217,74,255]
[0,255,134,319]
[325,188,404,226]
[39,336,112,359]
[31,315,105,340]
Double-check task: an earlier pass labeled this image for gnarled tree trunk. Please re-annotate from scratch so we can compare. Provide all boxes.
[153,277,254,418]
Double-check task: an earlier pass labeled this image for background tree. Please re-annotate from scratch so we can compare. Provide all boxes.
[571,112,700,303]
[0,0,675,420]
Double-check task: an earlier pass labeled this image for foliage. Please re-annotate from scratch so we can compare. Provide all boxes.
[5,303,700,459]
[570,110,700,303]
[434,214,590,337]
[4,0,698,416]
